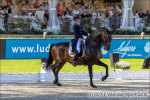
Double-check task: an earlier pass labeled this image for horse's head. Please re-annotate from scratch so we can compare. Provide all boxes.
[102,29,112,51]
[89,28,112,51]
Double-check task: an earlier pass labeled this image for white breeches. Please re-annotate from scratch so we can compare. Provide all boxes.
[77,38,83,53]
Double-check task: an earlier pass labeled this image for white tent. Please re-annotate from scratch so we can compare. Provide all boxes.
[47,0,61,34]
[121,0,135,30]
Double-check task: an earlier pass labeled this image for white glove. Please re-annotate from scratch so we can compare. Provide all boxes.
[88,33,90,36]
[83,36,87,39]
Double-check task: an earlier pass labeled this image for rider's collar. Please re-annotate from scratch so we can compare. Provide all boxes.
[75,22,80,25]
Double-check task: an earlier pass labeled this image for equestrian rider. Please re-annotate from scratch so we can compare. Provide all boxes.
[72,14,88,67]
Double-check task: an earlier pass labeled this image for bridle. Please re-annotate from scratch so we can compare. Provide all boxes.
[103,31,112,46]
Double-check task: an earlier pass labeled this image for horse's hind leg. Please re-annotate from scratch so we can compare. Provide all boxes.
[52,62,65,86]
[96,60,109,81]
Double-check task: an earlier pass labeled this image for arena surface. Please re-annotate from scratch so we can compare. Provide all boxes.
[1,79,150,100]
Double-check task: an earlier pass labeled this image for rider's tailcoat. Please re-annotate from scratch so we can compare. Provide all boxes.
[72,22,88,53]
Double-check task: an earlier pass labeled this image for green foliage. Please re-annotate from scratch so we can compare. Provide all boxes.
[62,18,71,32]
[81,18,92,33]
[113,30,141,35]
[0,28,5,34]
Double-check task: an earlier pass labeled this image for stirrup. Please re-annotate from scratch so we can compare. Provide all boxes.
[72,61,77,67]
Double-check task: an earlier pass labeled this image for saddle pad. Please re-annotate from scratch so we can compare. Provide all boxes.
[69,43,75,57]
[69,41,86,58]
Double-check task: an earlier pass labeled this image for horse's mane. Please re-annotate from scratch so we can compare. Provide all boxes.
[89,28,112,38]
[89,28,105,39]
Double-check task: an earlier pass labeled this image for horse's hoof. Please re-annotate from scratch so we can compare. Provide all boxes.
[91,85,97,88]
[102,76,106,81]
[57,83,62,86]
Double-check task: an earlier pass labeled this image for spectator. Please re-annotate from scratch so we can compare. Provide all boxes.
[2,6,9,31]
[64,8,73,20]
[110,10,120,28]
[92,9,101,18]
[34,1,40,9]
[84,2,90,9]
[145,10,150,19]
[38,2,48,11]
[70,1,75,11]
[31,9,38,17]
[84,10,92,18]
[75,0,80,5]
[138,9,145,18]
[105,10,112,19]
[57,3,64,16]
[113,4,121,14]
[57,10,64,25]
[21,8,28,17]
[7,1,13,14]
[133,9,139,18]
[43,9,49,26]
[77,3,85,15]
[72,6,79,16]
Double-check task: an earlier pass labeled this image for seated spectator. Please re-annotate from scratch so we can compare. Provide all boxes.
[57,10,64,24]
[77,3,85,15]
[75,0,80,5]
[72,6,79,16]
[56,3,64,16]
[138,9,145,18]
[84,10,92,18]
[110,10,120,28]
[31,9,38,17]
[43,9,49,26]
[84,2,90,9]
[145,10,150,19]
[38,2,48,11]
[92,9,101,18]
[21,9,28,17]
[133,9,139,18]
[1,6,9,31]
[105,10,112,19]
[113,4,121,14]
[6,1,13,14]
[70,1,75,11]
[34,1,40,9]
[64,8,73,20]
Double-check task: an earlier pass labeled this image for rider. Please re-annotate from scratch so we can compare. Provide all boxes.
[72,14,88,67]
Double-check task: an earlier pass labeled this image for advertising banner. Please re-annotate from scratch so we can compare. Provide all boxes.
[6,39,150,59]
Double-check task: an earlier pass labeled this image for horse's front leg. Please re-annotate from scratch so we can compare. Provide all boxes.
[96,60,109,81]
[88,65,97,88]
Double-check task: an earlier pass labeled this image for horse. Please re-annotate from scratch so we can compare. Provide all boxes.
[46,28,112,88]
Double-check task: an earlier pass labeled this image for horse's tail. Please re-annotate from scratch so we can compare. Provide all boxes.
[46,44,55,70]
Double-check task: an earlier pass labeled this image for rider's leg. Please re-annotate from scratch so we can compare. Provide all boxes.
[72,38,82,67]
[77,38,83,53]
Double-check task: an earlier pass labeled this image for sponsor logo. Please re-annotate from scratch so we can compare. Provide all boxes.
[101,47,108,55]
[144,42,150,53]
[113,41,141,58]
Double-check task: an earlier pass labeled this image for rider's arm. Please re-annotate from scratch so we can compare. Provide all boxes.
[82,30,88,36]
[81,26,88,36]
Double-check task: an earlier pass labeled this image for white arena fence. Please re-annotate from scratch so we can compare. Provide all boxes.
[0,64,149,82]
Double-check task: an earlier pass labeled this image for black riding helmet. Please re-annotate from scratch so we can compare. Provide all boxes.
[73,14,81,21]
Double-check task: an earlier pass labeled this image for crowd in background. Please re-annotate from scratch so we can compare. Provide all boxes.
[0,0,150,31]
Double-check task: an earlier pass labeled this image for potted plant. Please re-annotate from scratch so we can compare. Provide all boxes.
[114,61,130,80]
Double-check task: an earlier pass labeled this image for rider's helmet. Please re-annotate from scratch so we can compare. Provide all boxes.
[73,14,81,21]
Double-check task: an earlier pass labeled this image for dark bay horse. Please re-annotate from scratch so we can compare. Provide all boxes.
[46,28,112,88]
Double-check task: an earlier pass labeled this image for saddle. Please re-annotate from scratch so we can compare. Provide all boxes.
[69,39,86,58]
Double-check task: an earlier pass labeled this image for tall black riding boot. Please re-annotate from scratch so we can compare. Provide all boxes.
[72,51,79,67]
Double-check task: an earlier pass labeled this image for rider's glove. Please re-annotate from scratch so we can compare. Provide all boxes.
[83,36,87,39]
[88,33,90,36]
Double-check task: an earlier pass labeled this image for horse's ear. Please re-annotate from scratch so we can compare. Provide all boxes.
[106,29,113,35]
